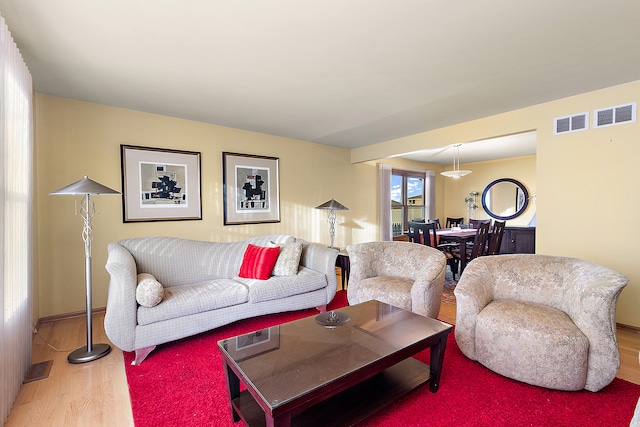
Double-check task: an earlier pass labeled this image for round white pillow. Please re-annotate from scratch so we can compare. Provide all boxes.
[136,273,164,307]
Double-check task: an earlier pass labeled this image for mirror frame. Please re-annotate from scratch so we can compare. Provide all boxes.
[481,178,529,220]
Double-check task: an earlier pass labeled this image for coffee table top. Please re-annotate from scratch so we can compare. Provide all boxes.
[218,300,452,411]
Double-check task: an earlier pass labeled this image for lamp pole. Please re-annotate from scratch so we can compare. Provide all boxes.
[50,176,120,363]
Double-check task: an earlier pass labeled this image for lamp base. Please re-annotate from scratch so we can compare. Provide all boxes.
[67,343,111,364]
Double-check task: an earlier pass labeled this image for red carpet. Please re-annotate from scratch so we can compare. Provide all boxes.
[124,291,640,426]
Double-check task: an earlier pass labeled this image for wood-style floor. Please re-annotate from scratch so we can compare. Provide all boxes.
[5,277,640,426]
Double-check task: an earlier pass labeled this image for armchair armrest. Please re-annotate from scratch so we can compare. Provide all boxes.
[453,261,496,359]
[409,251,446,318]
[561,260,628,391]
[104,242,139,352]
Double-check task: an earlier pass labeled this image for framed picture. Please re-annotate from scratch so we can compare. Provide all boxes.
[225,327,280,362]
[222,152,280,225]
[121,145,202,222]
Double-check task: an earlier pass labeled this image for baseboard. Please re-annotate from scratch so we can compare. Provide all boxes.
[36,307,107,330]
[617,322,640,334]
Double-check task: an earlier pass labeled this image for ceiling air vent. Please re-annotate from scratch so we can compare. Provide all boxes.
[554,112,588,135]
[594,102,637,128]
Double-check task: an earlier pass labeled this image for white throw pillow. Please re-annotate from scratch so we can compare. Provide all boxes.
[271,241,303,276]
[136,273,164,307]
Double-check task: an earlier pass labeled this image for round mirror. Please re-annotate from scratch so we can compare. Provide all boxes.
[481,178,529,220]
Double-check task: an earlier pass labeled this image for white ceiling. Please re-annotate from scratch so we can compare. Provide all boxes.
[395,131,537,165]
[1,1,639,160]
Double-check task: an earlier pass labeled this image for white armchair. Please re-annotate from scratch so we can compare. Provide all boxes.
[346,241,446,318]
[454,254,628,392]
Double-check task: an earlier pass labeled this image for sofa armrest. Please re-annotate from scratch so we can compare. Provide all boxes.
[298,239,338,302]
[104,242,139,352]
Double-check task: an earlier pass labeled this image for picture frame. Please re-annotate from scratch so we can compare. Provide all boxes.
[121,145,202,222]
[222,152,280,225]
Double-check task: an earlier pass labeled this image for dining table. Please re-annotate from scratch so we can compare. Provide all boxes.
[435,228,479,273]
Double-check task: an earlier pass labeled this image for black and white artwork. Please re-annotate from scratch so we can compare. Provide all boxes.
[121,145,201,222]
[223,152,280,225]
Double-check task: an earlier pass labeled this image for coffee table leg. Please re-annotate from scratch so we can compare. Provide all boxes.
[266,412,292,427]
[222,361,241,422]
[429,333,449,392]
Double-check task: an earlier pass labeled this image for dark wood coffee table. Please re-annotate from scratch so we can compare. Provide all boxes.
[218,300,452,427]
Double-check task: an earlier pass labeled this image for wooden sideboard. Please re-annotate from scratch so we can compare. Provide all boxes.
[500,226,535,254]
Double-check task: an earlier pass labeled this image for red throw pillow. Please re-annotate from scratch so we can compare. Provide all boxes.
[238,244,281,280]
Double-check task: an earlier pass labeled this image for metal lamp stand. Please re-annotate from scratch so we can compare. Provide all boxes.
[315,198,349,250]
[50,176,120,363]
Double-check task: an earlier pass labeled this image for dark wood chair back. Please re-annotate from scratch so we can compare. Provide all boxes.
[469,221,491,260]
[428,218,441,229]
[486,220,506,255]
[469,218,491,229]
[419,222,438,248]
[407,221,422,243]
[446,217,464,228]
[408,221,438,247]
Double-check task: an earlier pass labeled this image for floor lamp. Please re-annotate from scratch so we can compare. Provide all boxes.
[315,198,349,249]
[50,176,120,363]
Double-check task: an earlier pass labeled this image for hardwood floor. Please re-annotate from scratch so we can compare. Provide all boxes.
[5,313,133,427]
[5,280,640,426]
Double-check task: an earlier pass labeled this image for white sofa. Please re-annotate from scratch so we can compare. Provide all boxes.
[104,235,338,364]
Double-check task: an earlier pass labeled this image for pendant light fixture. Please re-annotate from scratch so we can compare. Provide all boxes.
[441,144,472,179]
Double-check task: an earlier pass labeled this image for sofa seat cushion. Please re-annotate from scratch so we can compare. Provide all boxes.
[237,267,328,303]
[351,276,413,312]
[475,299,589,391]
[137,279,249,326]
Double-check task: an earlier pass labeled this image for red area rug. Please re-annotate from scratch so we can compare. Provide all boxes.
[124,291,640,426]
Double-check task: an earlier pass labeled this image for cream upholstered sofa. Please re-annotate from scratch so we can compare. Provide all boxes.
[104,235,338,364]
[454,254,628,392]
[346,241,446,319]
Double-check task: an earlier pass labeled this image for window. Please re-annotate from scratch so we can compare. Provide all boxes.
[391,170,426,236]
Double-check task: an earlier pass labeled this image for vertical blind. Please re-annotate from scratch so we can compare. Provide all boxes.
[0,14,33,425]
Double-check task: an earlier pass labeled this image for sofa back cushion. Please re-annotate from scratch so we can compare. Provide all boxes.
[118,235,296,286]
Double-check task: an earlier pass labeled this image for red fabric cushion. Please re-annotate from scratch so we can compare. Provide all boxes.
[238,244,281,280]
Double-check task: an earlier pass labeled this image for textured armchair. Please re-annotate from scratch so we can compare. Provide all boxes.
[346,241,446,318]
[454,254,628,392]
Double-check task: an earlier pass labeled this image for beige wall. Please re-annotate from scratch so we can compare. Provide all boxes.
[353,79,640,327]
[34,94,377,319]
[443,156,536,227]
[35,78,640,327]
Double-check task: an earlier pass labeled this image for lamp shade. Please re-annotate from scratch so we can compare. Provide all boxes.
[50,176,120,196]
[315,199,349,211]
[440,144,472,179]
[441,169,472,179]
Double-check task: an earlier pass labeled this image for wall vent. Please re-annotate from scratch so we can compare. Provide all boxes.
[554,112,589,135]
[594,102,637,128]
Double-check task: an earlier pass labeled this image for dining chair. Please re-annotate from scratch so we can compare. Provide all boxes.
[452,221,491,273]
[407,221,423,243]
[469,218,491,229]
[486,220,506,255]
[428,218,442,229]
[416,221,460,279]
[446,217,464,228]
